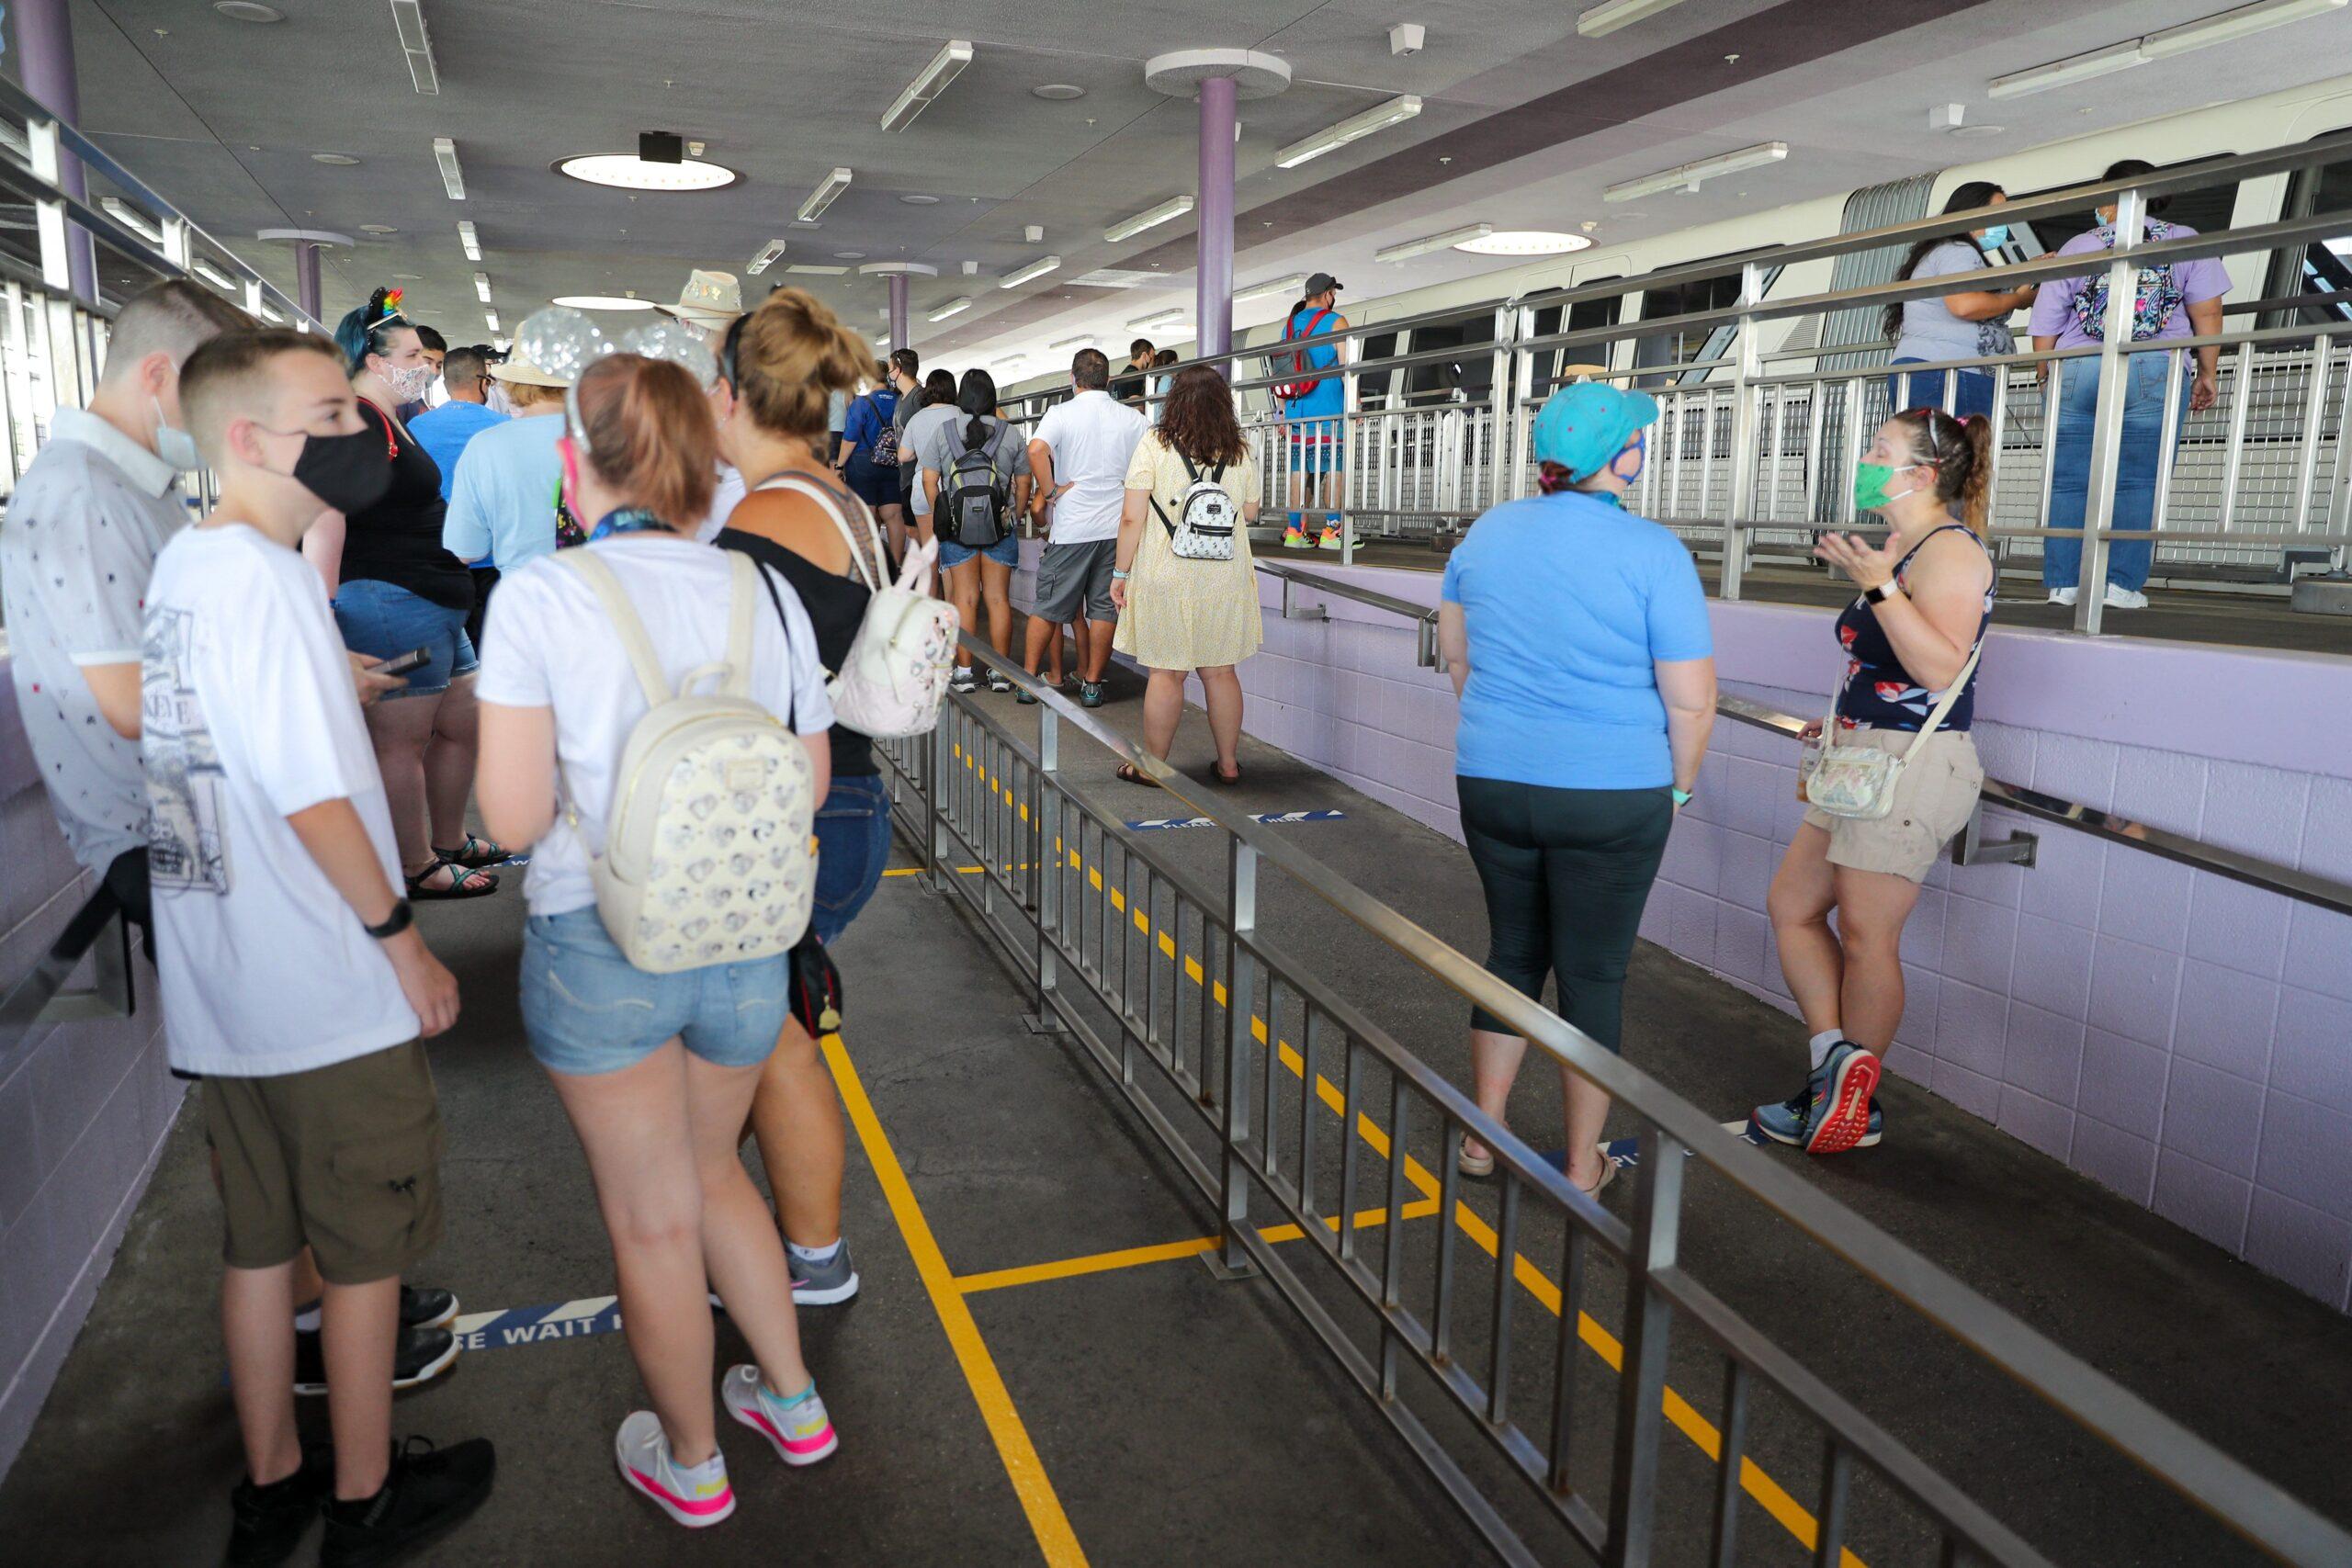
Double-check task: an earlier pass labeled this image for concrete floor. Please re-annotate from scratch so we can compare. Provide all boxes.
[2,660,2348,1565]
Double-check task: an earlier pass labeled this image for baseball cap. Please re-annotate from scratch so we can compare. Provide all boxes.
[1530,382,1659,482]
[1304,272,1342,297]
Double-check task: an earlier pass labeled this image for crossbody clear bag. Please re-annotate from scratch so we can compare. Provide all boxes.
[1803,637,1984,821]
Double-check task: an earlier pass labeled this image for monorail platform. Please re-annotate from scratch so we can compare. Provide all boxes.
[2,666,2347,1565]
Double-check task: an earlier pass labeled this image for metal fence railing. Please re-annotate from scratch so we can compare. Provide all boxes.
[876,634,2352,1568]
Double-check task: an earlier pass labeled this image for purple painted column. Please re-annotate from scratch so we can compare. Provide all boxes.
[294,242,322,324]
[1195,73,1237,372]
[888,273,910,355]
[15,0,96,304]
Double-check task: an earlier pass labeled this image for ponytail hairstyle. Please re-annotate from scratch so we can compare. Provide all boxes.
[1881,182,2007,343]
[956,367,999,450]
[1889,405,1995,536]
[333,287,411,374]
[571,354,718,529]
[730,287,871,441]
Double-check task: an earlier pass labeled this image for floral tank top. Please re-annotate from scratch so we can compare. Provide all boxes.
[1833,524,1992,732]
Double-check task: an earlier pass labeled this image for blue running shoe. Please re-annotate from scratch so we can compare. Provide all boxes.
[1748,1043,1883,1154]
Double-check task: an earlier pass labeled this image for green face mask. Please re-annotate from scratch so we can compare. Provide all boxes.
[1852,461,1924,512]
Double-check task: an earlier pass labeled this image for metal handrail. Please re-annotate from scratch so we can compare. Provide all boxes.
[1254,561,2351,917]
[893,636,2352,1564]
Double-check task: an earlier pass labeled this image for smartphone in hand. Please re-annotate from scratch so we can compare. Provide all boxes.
[377,646,433,677]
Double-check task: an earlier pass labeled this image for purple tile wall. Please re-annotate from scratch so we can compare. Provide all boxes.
[1210,570,2352,1313]
[0,671,179,1480]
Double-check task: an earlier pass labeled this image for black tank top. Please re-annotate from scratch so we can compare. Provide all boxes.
[715,470,879,779]
[339,400,475,613]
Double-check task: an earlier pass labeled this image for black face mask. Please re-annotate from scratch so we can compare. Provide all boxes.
[280,426,393,515]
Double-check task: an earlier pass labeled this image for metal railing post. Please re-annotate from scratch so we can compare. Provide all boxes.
[1719,259,1764,601]
[2072,186,2145,635]
[1510,307,1538,502]
[1489,302,1515,514]
[1211,836,1261,1279]
[1605,1124,1687,1567]
[1340,345,1361,566]
[1024,706,1064,1034]
[923,707,946,890]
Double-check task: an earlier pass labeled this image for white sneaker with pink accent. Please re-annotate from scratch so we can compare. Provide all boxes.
[722,1364,839,1467]
[615,1411,735,1529]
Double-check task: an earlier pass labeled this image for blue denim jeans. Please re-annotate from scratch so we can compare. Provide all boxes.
[1883,362,1995,421]
[811,775,891,944]
[2042,352,2187,592]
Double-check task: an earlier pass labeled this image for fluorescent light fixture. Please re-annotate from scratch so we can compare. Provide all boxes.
[1274,95,1421,170]
[785,263,849,276]
[1000,255,1062,289]
[493,336,510,352]
[472,271,492,302]
[550,294,656,311]
[1104,195,1193,243]
[1127,306,1185,329]
[881,39,974,132]
[2142,0,2346,58]
[1604,140,1788,202]
[432,136,464,199]
[798,167,853,223]
[1577,0,1690,38]
[1236,273,1308,303]
[1049,333,1092,348]
[1986,39,2145,99]
[388,0,439,96]
[1375,222,1492,262]
[747,238,787,276]
[457,220,481,261]
[1453,230,1594,256]
[192,259,236,290]
[928,296,973,321]
[257,301,285,324]
[559,153,737,192]
[483,309,500,333]
[100,197,162,244]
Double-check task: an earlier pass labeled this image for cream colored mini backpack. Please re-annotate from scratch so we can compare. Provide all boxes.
[558,549,816,974]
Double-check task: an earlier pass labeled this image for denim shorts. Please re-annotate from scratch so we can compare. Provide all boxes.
[813,774,892,944]
[333,578,478,698]
[520,908,790,1076]
[937,532,1020,570]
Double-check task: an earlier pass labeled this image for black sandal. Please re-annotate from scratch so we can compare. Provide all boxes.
[1207,763,1242,787]
[406,857,500,900]
[432,833,508,870]
[1115,763,1161,788]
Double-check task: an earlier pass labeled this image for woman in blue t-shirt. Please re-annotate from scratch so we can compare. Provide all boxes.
[1437,383,1716,1199]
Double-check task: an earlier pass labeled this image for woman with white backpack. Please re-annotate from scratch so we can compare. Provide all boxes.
[714,288,954,1313]
[475,352,842,1528]
[1109,365,1263,787]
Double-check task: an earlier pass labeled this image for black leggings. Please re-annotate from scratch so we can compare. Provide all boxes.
[1457,777,1674,1050]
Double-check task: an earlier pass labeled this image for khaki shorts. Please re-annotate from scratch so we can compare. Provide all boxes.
[1803,728,1984,884]
[202,1040,445,1285]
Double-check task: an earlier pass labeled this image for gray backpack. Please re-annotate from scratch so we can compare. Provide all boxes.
[942,423,1010,548]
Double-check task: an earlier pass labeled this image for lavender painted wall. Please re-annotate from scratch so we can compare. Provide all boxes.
[0,669,179,1477]
[1205,564,2352,1313]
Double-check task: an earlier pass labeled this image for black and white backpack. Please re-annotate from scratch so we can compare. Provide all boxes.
[1151,450,1238,562]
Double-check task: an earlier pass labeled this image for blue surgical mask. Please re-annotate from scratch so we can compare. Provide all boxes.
[1612,430,1647,487]
[1978,223,2010,251]
[153,396,202,471]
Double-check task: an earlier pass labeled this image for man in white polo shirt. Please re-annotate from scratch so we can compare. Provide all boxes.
[1024,348,1144,708]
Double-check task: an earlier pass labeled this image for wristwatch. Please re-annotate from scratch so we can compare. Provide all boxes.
[1864,581,1900,604]
[1671,787,1694,808]
[1111,569,1132,581]
[364,898,414,940]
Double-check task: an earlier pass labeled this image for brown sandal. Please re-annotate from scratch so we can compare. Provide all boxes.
[1115,762,1161,788]
[1207,763,1242,786]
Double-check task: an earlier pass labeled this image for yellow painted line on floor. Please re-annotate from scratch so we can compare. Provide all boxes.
[956,1197,1444,1296]
[822,1032,1088,1567]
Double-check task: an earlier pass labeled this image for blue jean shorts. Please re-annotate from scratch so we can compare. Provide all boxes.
[520,908,790,1076]
[333,577,477,698]
[937,532,1019,570]
[813,774,892,944]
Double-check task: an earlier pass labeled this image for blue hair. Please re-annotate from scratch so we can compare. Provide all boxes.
[333,286,410,374]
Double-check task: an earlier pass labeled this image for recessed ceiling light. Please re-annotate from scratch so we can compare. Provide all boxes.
[311,152,360,165]
[557,153,737,191]
[834,251,866,260]
[1453,230,1593,256]
[900,194,941,205]
[1033,83,1086,100]
[359,223,398,234]
[550,294,656,310]
[1950,124,2007,139]
[213,2,284,21]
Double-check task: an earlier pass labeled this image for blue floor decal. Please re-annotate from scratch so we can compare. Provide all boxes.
[1125,808,1347,831]
[451,1295,622,1351]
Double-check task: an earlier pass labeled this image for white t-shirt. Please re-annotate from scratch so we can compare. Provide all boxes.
[475,535,835,918]
[142,524,419,1077]
[695,463,747,544]
[1030,389,1145,545]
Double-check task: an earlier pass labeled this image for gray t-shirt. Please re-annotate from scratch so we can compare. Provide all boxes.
[1893,240,2014,368]
[920,414,1032,521]
[0,407,187,875]
[901,402,965,515]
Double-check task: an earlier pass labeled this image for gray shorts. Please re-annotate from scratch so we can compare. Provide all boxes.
[1034,538,1118,623]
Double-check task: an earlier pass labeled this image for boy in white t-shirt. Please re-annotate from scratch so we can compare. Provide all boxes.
[152,330,493,1565]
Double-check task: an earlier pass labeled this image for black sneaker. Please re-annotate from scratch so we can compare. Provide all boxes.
[225,1445,332,1566]
[1079,681,1104,709]
[320,1437,495,1568]
[294,1324,459,1397]
[985,670,1014,694]
[950,668,978,694]
[295,1286,459,1334]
